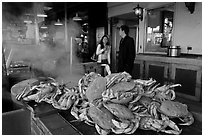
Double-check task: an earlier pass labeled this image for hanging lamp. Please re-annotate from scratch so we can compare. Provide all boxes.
[73,13,82,21]
[40,24,48,29]
[23,15,32,24]
[54,19,63,26]
[37,13,48,18]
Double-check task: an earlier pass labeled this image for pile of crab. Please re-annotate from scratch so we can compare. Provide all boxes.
[15,77,80,110]
[70,72,194,135]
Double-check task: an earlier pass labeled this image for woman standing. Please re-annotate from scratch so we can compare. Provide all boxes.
[96,35,111,64]
[96,35,111,75]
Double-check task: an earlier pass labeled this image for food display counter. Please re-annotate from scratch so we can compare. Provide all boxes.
[10,72,202,135]
[26,103,202,135]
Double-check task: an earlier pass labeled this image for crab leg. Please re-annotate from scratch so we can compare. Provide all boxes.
[112,119,130,129]
[95,124,110,135]
[23,92,39,101]
[160,114,182,135]
[126,122,139,134]
[129,94,142,104]
[166,89,176,100]
[123,122,134,133]
[71,105,80,120]
[169,84,181,88]
[16,86,27,100]
[161,120,182,135]
[126,116,140,134]
[21,85,37,98]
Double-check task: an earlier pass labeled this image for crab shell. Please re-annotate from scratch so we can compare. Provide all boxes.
[159,100,189,117]
[138,96,152,108]
[103,81,135,104]
[103,103,134,119]
[85,77,106,103]
[83,72,101,86]
[110,81,135,93]
[88,106,114,130]
[109,91,133,104]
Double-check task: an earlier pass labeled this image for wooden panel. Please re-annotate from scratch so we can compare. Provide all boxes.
[132,63,140,79]
[175,68,197,96]
[149,65,165,85]
[171,64,201,101]
[145,61,168,85]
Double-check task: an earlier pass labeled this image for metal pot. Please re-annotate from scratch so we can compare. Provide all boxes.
[167,46,181,57]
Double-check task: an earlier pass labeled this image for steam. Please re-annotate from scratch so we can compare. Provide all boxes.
[3,3,85,85]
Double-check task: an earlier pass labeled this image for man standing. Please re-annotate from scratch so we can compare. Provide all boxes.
[118,25,136,75]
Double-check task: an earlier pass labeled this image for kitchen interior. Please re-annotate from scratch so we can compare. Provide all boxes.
[2,2,202,135]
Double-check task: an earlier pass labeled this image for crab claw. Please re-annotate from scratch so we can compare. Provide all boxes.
[161,120,182,135]
[166,89,176,100]
[179,112,194,126]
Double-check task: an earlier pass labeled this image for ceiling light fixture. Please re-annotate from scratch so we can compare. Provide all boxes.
[23,15,32,24]
[54,19,63,26]
[133,4,144,21]
[24,20,32,24]
[40,24,48,29]
[37,13,48,18]
[73,13,82,21]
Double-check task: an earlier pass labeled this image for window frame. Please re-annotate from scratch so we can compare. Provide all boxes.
[144,3,175,55]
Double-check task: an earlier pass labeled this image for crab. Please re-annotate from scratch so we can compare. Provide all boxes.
[85,76,107,106]
[15,77,80,110]
[131,78,158,99]
[20,81,58,102]
[87,105,115,134]
[139,114,182,135]
[134,78,157,87]
[70,73,194,135]
[102,81,136,104]
[138,97,194,126]
[153,84,181,102]
[51,86,79,110]
[71,76,140,135]
[129,96,157,118]
[103,103,140,134]
[15,77,58,102]
[129,95,194,127]
[158,100,194,126]
[71,101,140,135]
[78,72,101,98]
[133,79,179,102]
[105,72,132,89]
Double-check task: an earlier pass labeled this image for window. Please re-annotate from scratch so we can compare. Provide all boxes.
[145,4,175,53]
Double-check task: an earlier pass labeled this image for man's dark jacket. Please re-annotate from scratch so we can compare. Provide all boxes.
[118,35,136,75]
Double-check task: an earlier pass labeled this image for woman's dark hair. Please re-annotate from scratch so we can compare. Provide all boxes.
[99,35,110,49]
[120,25,129,35]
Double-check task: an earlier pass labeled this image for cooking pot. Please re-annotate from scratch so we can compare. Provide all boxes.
[167,46,181,57]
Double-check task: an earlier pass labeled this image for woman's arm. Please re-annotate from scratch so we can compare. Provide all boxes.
[107,47,111,64]
[96,44,105,55]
